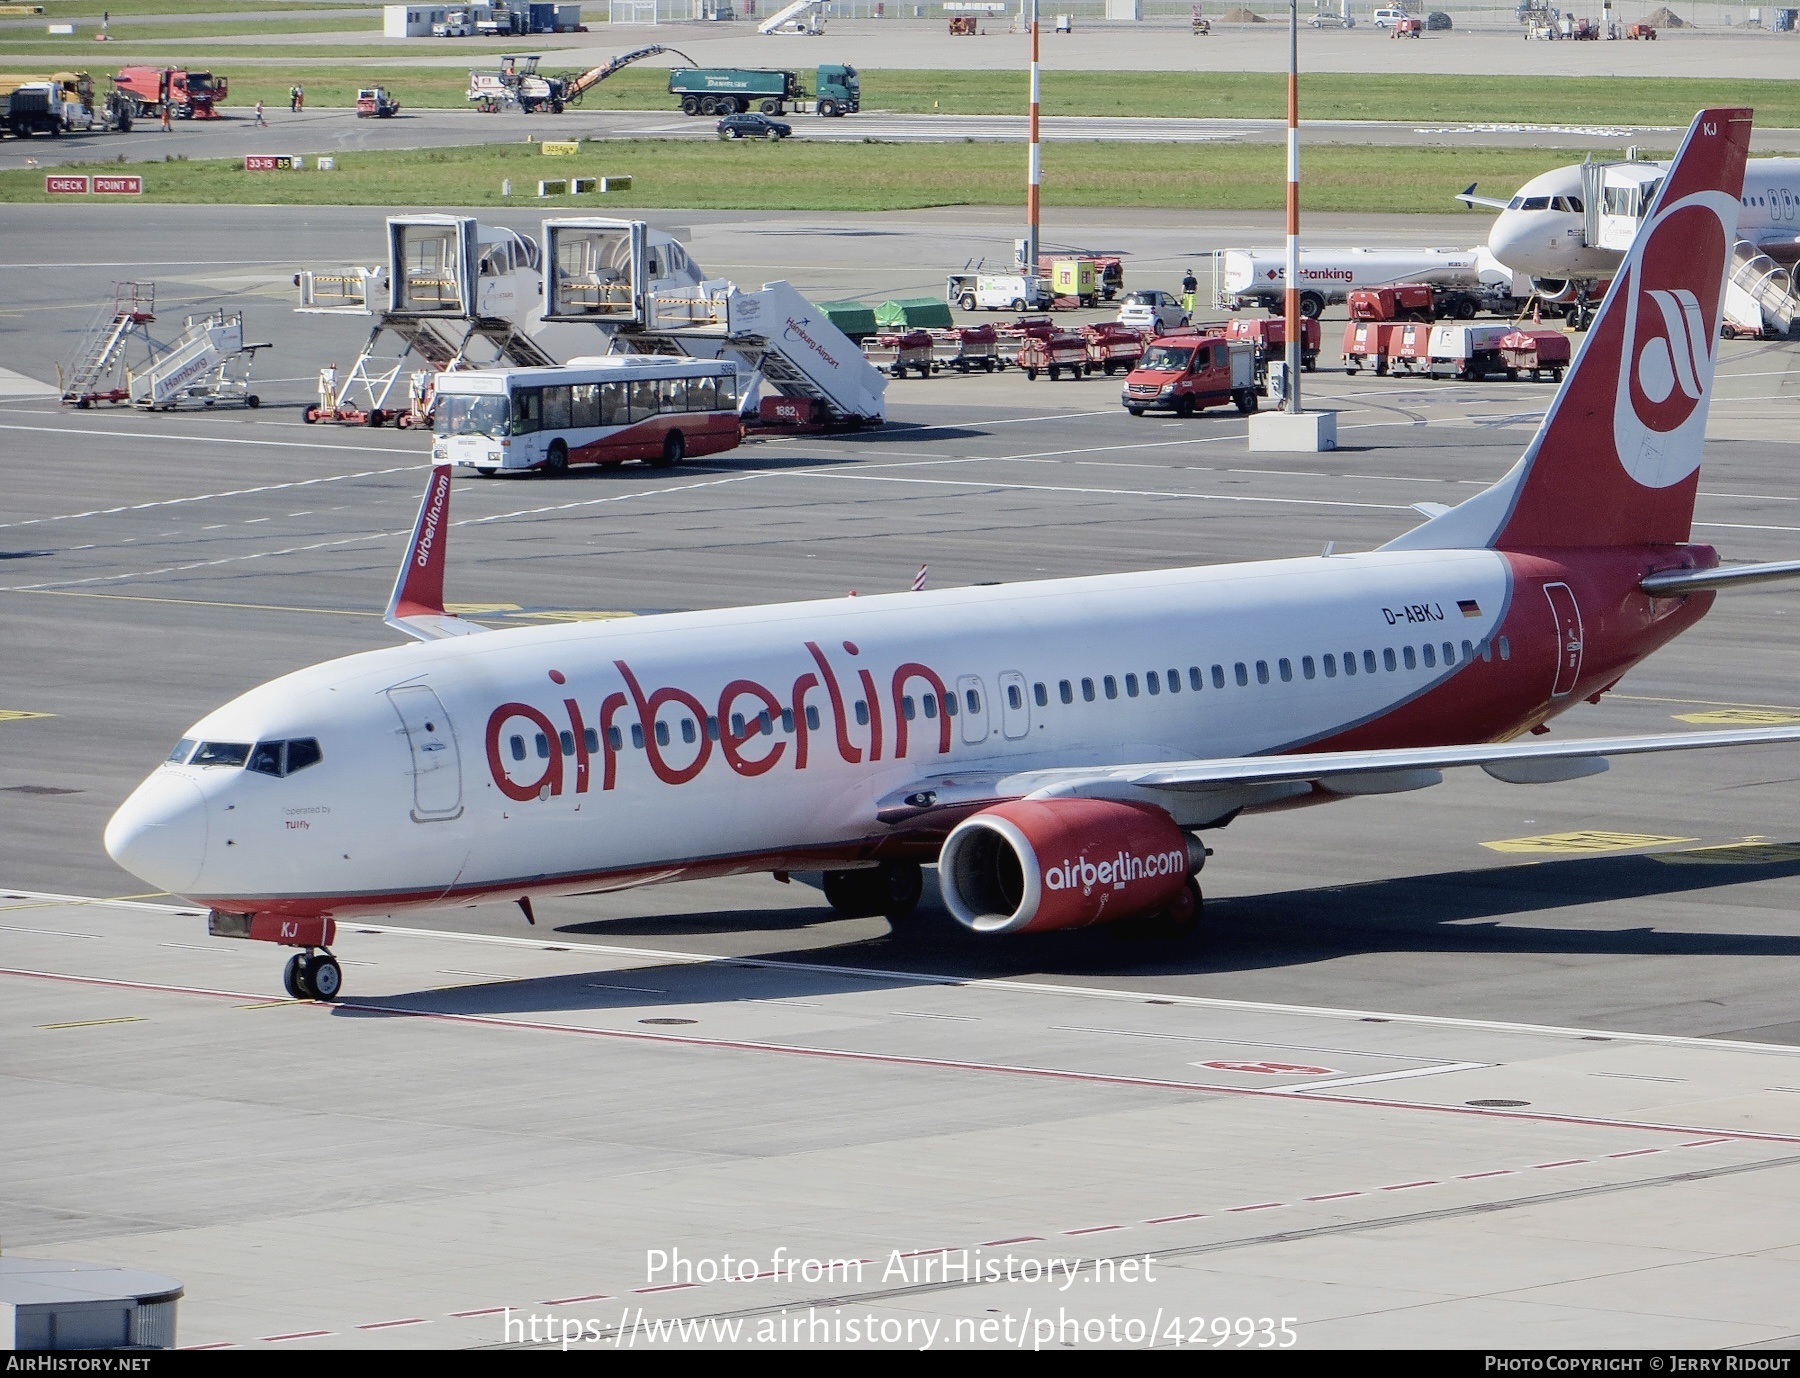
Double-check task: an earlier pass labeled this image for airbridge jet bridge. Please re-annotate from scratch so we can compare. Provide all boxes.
[542,216,886,426]
[296,215,555,426]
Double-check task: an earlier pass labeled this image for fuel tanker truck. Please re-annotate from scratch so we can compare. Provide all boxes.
[1213,246,1518,319]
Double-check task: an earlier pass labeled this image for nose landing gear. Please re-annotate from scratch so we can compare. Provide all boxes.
[283,949,343,1002]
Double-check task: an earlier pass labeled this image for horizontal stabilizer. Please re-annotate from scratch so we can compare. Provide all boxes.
[1641,559,1800,596]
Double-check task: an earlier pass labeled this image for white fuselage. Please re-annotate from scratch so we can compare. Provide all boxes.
[1487,158,1800,284]
[109,549,1520,915]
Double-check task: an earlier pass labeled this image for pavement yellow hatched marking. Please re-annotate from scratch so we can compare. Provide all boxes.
[1673,708,1800,725]
[1651,839,1800,867]
[1482,830,1697,855]
[0,710,55,723]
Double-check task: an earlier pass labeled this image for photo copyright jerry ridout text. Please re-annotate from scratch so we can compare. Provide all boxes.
[1487,1361,1791,1373]
[508,1307,1300,1350]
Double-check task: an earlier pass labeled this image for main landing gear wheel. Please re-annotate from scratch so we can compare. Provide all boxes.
[822,860,923,923]
[284,951,343,1001]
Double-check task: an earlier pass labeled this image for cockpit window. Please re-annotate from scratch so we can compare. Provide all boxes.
[166,738,196,764]
[246,738,324,778]
[192,741,251,767]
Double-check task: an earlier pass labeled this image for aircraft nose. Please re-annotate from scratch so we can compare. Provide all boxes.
[104,773,209,894]
[1487,213,1532,273]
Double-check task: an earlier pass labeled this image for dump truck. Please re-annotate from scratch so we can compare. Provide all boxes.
[0,71,132,135]
[669,64,859,117]
[114,66,226,120]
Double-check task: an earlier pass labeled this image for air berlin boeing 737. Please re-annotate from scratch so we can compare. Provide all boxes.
[108,109,1800,1001]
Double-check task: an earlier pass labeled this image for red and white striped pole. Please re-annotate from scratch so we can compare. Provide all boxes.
[1026,0,1041,274]
[1283,0,1302,414]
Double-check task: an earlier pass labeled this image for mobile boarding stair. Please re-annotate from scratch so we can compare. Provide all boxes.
[61,283,268,410]
[542,217,885,429]
[296,215,558,427]
[758,0,826,34]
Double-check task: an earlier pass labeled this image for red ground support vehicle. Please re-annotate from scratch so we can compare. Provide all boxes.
[1341,319,1389,375]
[1121,334,1259,417]
[1224,315,1320,371]
[1392,15,1422,35]
[1388,320,1434,376]
[1625,22,1657,38]
[1081,322,1146,376]
[114,66,226,120]
[1346,284,1436,322]
[1017,331,1090,381]
[930,324,1003,373]
[863,329,935,379]
[1498,328,1571,382]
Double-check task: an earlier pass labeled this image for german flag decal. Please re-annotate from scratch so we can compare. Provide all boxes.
[1458,599,1482,618]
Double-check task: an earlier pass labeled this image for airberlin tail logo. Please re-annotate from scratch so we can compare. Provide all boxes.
[1610,195,1732,490]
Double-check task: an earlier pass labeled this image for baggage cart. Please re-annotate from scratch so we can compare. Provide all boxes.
[1498,328,1570,382]
[931,324,1003,373]
[863,328,935,379]
[1016,331,1089,381]
[1081,322,1146,375]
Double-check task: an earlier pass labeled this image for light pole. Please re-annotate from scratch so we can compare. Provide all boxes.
[1025,0,1041,273]
[1283,0,1301,414]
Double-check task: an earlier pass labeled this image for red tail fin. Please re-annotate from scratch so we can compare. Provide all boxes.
[1388,108,1751,554]
[385,465,482,641]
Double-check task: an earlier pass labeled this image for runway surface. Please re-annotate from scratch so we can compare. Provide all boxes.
[10,105,1800,173]
[3,201,1800,1348]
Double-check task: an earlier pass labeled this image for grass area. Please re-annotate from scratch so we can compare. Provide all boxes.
[0,138,1611,212]
[0,17,378,44]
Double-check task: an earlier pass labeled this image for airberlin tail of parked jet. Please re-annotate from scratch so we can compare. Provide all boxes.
[108,109,1800,1001]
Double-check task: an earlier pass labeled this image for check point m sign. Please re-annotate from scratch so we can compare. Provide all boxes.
[46,175,142,195]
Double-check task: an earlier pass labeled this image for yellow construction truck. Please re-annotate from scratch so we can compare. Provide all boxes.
[0,70,133,137]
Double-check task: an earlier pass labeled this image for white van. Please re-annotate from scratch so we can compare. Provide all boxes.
[946,273,1053,313]
[1371,6,1411,25]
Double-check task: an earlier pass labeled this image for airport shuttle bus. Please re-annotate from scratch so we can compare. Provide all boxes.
[431,355,744,476]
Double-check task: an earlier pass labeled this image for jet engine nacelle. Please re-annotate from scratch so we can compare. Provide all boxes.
[938,799,1203,936]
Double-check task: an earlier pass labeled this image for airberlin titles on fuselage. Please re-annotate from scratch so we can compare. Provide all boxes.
[485,640,953,802]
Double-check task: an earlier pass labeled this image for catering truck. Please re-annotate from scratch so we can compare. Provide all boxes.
[668,64,859,117]
[1213,246,1510,319]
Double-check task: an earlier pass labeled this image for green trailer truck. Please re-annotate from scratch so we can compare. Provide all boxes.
[668,64,859,118]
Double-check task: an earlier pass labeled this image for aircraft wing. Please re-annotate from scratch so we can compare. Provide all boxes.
[385,465,487,642]
[1456,182,1512,211]
[877,726,1800,825]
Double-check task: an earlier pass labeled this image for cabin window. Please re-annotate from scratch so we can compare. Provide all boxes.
[806,706,822,731]
[247,742,283,777]
[854,700,869,726]
[654,721,670,747]
[965,688,982,714]
[902,695,917,721]
[1059,680,1074,705]
[1103,675,1118,700]
[1167,669,1181,694]
[1212,665,1226,689]
[923,694,938,719]
[534,733,550,759]
[1256,661,1271,685]
[1279,658,1294,683]
[286,739,323,775]
[1081,677,1096,702]
[781,708,795,733]
[1234,662,1249,687]
[1034,682,1048,707]
[758,711,773,736]
[705,715,720,741]
[1442,641,1456,664]
[1422,644,1436,668]
[1189,666,1203,691]
[1498,636,1512,661]
[1007,683,1024,711]
[1322,654,1336,678]
[1403,647,1417,670]
[1384,648,1398,672]
[1364,650,1379,674]
[607,726,623,751]
[559,730,575,756]
[1480,639,1493,663]
[1145,672,1160,697]
[1125,674,1139,698]
[1343,652,1358,677]
[167,738,196,764]
[1462,639,1476,662]
[510,734,526,762]
[1301,656,1316,681]
[681,719,696,744]
[630,723,645,749]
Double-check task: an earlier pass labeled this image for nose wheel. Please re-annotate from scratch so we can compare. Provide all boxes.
[283,949,343,1002]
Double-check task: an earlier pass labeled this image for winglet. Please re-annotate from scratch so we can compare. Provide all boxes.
[385,465,483,642]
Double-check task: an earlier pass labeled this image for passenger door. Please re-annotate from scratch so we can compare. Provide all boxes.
[956,674,989,746]
[386,684,464,821]
[1543,583,1584,698]
[998,671,1031,741]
